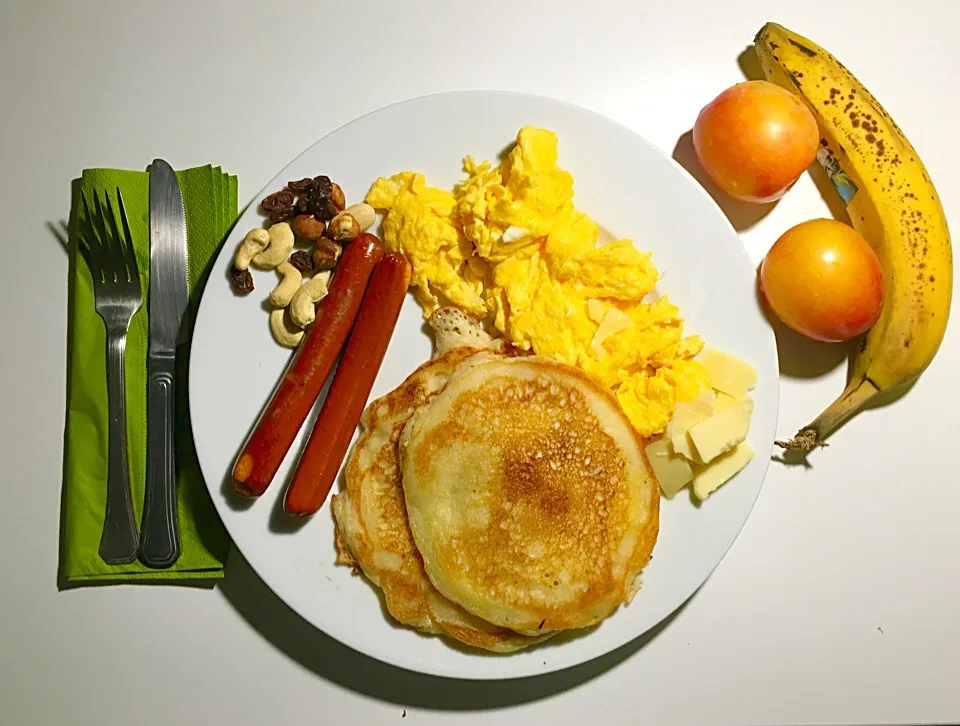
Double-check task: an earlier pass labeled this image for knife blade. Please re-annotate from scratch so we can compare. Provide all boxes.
[141,158,188,569]
[148,159,190,352]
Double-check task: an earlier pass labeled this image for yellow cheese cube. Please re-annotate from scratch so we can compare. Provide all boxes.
[713,390,740,412]
[700,348,757,400]
[666,389,716,460]
[692,442,754,500]
[586,299,605,323]
[688,398,754,463]
[589,308,633,357]
[645,438,693,499]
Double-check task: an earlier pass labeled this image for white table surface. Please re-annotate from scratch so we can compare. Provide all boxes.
[2,1,958,724]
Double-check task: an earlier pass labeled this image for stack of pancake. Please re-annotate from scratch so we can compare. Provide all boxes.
[332,309,660,652]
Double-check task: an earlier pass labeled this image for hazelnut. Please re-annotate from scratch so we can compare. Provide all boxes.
[312,238,342,271]
[330,182,346,214]
[291,214,326,241]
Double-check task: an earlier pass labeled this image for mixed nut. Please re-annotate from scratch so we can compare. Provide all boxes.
[229,175,376,347]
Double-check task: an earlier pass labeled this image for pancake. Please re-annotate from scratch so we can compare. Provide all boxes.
[332,311,548,652]
[399,357,660,634]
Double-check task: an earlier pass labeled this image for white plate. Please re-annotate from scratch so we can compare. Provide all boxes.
[190,91,779,679]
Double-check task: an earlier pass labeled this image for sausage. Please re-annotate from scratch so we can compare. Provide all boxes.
[232,233,384,497]
[284,253,412,517]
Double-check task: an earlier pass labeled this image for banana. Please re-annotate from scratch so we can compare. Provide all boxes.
[754,23,952,451]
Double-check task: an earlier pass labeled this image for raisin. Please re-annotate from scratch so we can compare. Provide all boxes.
[287,177,315,193]
[315,195,341,220]
[260,189,296,223]
[230,265,254,294]
[312,175,334,197]
[295,175,341,220]
[298,191,337,220]
[288,250,315,276]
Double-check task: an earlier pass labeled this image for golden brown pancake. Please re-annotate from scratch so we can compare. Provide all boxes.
[332,311,549,652]
[399,357,659,634]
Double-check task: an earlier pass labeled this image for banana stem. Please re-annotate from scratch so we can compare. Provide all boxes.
[776,378,880,452]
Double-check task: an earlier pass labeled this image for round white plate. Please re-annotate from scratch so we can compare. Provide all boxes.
[190,91,779,680]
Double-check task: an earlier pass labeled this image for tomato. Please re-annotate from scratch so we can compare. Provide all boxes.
[694,80,819,204]
[760,219,885,343]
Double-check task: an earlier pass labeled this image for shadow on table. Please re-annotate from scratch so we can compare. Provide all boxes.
[218,551,688,710]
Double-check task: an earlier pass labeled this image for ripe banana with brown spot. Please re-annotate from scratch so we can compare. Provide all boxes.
[754,22,952,451]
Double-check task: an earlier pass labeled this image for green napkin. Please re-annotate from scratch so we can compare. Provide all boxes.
[62,165,237,583]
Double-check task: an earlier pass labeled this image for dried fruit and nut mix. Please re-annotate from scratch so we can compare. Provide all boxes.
[230,175,377,348]
[266,176,345,224]
[230,175,347,294]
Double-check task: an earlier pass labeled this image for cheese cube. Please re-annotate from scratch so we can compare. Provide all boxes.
[688,398,754,463]
[692,442,754,500]
[586,299,605,323]
[644,438,693,499]
[589,308,633,356]
[666,389,716,460]
[700,348,757,400]
[713,390,740,412]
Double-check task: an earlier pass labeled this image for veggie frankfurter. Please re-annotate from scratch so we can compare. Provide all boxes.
[284,253,412,517]
[232,233,384,497]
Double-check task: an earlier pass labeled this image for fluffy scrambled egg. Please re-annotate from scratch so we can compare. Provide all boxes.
[366,126,707,436]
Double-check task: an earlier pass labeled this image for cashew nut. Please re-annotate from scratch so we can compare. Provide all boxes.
[328,203,376,242]
[289,271,332,328]
[233,228,270,270]
[269,307,304,348]
[252,222,295,269]
[267,261,303,307]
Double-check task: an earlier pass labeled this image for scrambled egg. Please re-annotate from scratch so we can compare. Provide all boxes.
[366,126,707,436]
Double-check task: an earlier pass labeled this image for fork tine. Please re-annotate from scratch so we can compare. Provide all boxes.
[81,189,97,247]
[92,190,117,281]
[103,190,130,283]
[115,187,141,281]
[79,190,104,282]
[76,235,99,281]
[84,189,105,252]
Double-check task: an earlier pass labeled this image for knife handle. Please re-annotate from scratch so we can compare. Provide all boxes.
[140,353,181,569]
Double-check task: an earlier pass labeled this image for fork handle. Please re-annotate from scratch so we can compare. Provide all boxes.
[99,332,141,564]
[140,353,181,568]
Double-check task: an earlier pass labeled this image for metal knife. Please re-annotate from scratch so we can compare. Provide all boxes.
[141,159,189,568]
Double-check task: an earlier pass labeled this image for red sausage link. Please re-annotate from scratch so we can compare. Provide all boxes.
[284,253,412,517]
[232,234,384,497]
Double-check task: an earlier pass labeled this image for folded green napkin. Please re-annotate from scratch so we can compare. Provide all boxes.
[62,165,237,583]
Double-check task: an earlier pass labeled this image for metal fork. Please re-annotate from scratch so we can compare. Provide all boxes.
[78,188,143,565]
